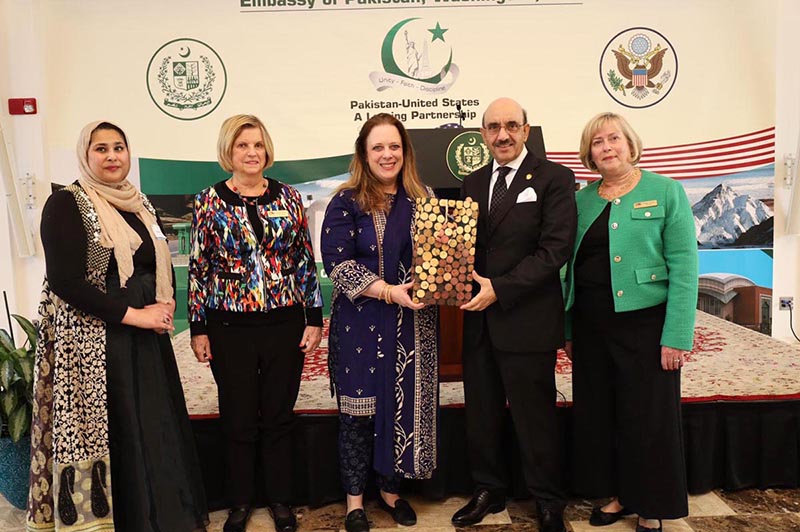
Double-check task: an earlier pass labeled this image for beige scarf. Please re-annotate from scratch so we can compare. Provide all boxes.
[76,120,173,303]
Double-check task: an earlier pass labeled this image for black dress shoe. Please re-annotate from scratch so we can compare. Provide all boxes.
[269,503,297,532]
[377,497,417,526]
[223,506,251,532]
[451,489,505,526]
[344,508,370,532]
[636,519,662,532]
[537,503,566,532]
[589,506,633,526]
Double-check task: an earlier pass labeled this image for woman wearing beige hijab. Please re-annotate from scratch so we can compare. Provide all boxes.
[28,121,208,531]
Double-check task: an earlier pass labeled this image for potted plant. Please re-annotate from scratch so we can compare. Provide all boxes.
[0,312,36,510]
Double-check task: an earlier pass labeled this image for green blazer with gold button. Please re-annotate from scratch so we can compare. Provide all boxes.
[564,170,698,351]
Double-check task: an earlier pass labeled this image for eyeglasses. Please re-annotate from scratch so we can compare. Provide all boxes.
[483,122,527,135]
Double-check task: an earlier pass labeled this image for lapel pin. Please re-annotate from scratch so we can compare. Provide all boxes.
[525,174,532,180]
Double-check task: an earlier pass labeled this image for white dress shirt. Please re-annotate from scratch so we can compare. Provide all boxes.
[487,146,529,207]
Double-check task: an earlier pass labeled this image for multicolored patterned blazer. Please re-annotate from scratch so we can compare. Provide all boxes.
[188,178,323,334]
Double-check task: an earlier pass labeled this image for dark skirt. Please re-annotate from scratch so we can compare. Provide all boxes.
[106,272,208,532]
[571,286,688,519]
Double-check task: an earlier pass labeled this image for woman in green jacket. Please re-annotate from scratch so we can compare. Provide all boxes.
[564,113,698,532]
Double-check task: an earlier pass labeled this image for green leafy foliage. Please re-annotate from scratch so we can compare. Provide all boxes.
[0,314,36,443]
[607,69,627,96]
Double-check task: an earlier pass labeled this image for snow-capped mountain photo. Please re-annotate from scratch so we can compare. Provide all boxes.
[693,183,773,248]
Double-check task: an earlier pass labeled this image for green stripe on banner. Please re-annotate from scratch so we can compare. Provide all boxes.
[140,154,352,195]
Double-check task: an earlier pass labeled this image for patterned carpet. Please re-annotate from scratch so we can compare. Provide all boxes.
[5,489,800,531]
[174,311,800,418]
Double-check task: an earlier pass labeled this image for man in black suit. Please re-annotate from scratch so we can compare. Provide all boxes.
[452,97,577,532]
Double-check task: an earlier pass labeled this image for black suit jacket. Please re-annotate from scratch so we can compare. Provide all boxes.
[461,153,577,352]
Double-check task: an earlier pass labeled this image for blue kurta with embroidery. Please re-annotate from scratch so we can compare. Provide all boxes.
[321,186,438,479]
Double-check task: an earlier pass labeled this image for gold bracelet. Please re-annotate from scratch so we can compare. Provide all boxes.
[386,284,394,305]
[380,283,391,303]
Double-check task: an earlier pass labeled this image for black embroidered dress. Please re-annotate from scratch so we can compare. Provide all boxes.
[30,185,207,532]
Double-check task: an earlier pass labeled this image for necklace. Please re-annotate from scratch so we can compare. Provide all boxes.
[598,167,641,200]
[229,177,268,205]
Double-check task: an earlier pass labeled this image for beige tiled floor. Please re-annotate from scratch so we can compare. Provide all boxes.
[569,517,694,532]
[0,495,25,532]
[3,490,800,531]
[685,492,736,518]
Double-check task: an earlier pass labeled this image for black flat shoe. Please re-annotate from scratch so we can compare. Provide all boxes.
[223,506,251,532]
[344,508,370,532]
[589,506,634,526]
[451,489,506,526]
[636,519,662,532]
[377,497,417,526]
[537,502,567,532]
[269,503,297,532]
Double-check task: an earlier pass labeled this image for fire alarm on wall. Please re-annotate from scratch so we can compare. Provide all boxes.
[8,98,38,115]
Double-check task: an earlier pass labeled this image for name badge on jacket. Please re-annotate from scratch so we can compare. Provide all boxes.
[152,224,167,240]
[633,200,658,209]
[267,209,290,218]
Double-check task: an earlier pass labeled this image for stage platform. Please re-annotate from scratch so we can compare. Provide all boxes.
[173,311,800,510]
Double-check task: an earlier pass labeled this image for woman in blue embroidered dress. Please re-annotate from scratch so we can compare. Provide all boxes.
[321,113,439,532]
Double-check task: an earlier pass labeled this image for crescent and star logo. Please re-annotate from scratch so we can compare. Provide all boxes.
[446,131,490,181]
[369,18,459,94]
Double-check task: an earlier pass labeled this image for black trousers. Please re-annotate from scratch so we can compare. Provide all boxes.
[207,315,305,507]
[571,287,688,519]
[338,414,402,496]
[462,314,566,504]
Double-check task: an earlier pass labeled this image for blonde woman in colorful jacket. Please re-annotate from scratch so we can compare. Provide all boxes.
[564,113,698,532]
[188,115,323,532]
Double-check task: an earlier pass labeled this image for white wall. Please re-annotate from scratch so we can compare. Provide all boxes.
[771,0,800,342]
[0,0,47,324]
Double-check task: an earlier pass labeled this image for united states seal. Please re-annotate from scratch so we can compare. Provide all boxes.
[600,27,677,109]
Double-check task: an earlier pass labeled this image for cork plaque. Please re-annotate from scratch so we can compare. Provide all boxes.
[412,197,478,306]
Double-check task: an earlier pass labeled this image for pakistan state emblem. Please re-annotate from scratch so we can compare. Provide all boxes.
[447,132,490,181]
[600,27,677,109]
[146,38,227,120]
[369,18,459,94]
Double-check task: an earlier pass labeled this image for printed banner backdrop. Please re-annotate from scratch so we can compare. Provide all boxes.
[38,0,775,334]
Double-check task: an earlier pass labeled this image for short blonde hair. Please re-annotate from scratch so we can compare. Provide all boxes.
[579,112,643,172]
[216,114,275,173]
